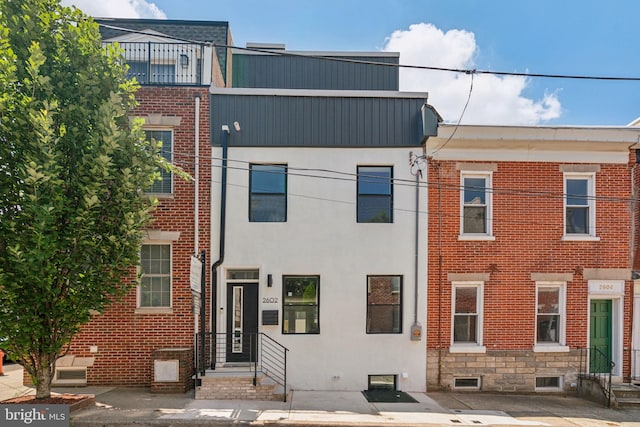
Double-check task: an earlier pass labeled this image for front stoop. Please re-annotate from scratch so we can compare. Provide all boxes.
[196,373,284,401]
[612,384,640,408]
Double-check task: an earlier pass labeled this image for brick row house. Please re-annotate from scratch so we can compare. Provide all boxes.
[50,17,640,398]
[46,19,232,390]
[425,124,640,392]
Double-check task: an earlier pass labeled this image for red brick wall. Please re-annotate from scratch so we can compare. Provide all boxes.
[427,160,634,354]
[68,86,212,386]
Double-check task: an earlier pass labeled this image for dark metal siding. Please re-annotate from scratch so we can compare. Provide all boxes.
[211,94,426,148]
[232,54,399,91]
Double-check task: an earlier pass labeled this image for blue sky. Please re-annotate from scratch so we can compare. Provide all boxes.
[65,0,640,126]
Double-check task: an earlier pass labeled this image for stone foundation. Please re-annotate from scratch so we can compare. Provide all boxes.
[427,349,581,392]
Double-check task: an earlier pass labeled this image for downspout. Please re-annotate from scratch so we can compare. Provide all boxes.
[194,93,201,254]
[210,125,230,369]
[409,151,423,341]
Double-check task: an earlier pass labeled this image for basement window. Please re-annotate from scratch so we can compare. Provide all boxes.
[368,375,396,391]
[536,376,562,391]
[453,377,480,390]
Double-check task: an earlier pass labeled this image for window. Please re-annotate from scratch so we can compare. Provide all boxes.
[127,61,176,84]
[536,376,562,390]
[536,284,565,345]
[139,244,171,307]
[283,276,319,334]
[357,166,393,223]
[564,174,595,236]
[249,164,287,222]
[366,275,402,333]
[461,172,492,236]
[145,130,172,194]
[454,377,480,390]
[452,283,483,347]
[368,375,396,391]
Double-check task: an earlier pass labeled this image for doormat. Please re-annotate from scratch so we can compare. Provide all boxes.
[362,390,418,403]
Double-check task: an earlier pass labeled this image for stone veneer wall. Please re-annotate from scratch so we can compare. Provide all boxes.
[427,349,581,392]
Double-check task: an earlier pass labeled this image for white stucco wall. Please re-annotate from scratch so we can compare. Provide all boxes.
[210,146,427,391]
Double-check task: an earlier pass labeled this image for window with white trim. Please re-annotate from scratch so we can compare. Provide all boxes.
[564,173,595,236]
[460,172,492,236]
[139,244,171,308]
[535,283,566,346]
[452,283,483,347]
[145,130,173,194]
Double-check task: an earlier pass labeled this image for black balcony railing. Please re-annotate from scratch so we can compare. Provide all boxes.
[103,41,205,85]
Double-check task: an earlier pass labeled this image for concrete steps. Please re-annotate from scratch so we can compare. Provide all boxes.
[612,384,640,408]
[195,371,284,401]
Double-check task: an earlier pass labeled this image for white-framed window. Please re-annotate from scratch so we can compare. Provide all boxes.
[460,172,492,238]
[451,282,484,352]
[564,173,596,238]
[138,243,172,308]
[145,129,173,195]
[534,282,568,351]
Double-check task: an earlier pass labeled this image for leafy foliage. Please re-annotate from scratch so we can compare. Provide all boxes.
[0,0,166,397]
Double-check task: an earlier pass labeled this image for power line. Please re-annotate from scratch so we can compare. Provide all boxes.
[170,151,639,205]
[96,23,640,83]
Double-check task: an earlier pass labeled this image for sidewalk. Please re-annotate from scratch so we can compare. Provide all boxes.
[2,363,640,426]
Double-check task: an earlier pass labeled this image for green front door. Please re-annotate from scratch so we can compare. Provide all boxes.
[590,299,612,373]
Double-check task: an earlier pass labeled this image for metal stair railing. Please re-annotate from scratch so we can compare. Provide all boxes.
[579,346,615,408]
[195,332,289,402]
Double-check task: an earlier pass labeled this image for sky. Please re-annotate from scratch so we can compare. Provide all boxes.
[62,0,640,127]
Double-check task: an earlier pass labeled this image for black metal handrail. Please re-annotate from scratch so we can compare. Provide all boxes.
[195,332,289,402]
[102,41,205,85]
[579,346,615,407]
[627,348,640,383]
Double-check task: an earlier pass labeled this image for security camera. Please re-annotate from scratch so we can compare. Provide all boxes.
[233,121,241,132]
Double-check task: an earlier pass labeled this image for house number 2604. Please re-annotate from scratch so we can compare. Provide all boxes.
[262,297,278,304]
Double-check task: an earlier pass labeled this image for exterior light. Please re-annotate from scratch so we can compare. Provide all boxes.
[180,54,189,68]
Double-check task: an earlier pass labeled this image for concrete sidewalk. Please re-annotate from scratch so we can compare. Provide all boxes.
[2,363,640,426]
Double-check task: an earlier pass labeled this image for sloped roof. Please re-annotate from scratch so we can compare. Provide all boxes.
[96,18,229,43]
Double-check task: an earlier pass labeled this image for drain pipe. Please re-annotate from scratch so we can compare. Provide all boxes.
[210,125,230,370]
[410,152,423,341]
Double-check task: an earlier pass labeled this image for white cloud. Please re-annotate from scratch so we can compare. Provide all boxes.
[383,23,561,125]
[61,0,167,19]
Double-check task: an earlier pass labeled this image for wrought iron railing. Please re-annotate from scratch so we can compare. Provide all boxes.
[195,332,289,402]
[103,41,207,85]
[579,346,615,407]
[628,348,640,383]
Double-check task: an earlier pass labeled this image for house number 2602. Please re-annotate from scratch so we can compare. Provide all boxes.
[262,297,278,304]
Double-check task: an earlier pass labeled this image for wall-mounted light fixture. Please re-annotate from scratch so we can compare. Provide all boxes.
[180,54,189,68]
[267,274,273,287]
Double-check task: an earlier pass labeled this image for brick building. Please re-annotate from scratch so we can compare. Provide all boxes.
[46,19,231,390]
[425,124,640,392]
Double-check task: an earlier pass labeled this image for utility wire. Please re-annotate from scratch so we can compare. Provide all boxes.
[170,151,637,204]
[96,23,640,83]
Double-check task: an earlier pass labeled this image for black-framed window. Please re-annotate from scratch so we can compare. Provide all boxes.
[357,166,393,223]
[366,275,402,333]
[145,130,172,194]
[283,276,319,334]
[249,164,287,222]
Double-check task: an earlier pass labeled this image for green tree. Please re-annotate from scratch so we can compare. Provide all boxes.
[0,0,169,398]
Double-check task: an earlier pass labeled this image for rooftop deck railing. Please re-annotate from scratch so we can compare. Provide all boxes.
[103,41,210,85]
